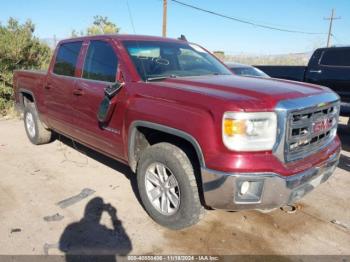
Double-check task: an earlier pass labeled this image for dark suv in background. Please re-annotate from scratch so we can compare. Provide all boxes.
[257,46,350,116]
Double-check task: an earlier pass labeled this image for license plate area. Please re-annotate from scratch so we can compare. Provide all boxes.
[288,169,333,203]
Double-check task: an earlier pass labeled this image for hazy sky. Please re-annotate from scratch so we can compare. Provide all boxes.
[1,0,349,54]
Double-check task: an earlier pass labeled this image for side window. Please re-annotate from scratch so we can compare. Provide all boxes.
[53,42,82,76]
[320,49,350,67]
[83,41,118,82]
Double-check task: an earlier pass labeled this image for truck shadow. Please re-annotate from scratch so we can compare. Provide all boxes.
[59,197,132,262]
[56,135,142,206]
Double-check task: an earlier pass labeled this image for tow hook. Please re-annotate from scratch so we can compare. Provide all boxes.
[280,204,297,214]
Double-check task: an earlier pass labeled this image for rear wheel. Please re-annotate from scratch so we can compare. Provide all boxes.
[137,142,204,230]
[24,103,52,145]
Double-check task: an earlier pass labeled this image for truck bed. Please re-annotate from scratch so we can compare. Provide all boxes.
[13,69,47,109]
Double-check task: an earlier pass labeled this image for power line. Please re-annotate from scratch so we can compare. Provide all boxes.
[331,33,347,46]
[170,0,326,35]
[126,0,137,34]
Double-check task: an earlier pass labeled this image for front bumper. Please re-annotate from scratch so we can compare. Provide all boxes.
[201,149,340,210]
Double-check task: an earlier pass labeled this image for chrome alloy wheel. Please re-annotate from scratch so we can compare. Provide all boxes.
[25,112,36,138]
[145,162,181,215]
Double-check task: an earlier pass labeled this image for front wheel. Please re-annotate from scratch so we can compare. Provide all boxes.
[137,143,204,230]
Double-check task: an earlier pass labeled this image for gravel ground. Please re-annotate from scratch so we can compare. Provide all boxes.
[0,117,349,256]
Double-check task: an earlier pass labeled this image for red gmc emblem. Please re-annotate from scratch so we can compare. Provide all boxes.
[312,118,333,134]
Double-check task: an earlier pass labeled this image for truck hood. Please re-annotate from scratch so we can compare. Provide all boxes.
[152,75,331,110]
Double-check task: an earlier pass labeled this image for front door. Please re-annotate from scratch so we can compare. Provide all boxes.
[72,40,126,158]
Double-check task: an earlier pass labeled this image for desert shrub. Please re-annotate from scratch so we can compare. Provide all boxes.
[0,18,51,116]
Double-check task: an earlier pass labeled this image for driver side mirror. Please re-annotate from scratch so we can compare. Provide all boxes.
[97,81,124,124]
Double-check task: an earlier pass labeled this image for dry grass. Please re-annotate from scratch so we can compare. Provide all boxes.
[0,104,21,120]
[223,52,311,66]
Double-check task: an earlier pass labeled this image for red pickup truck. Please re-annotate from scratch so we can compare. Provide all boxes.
[14,35,341,229]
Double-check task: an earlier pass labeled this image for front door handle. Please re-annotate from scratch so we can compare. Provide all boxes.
[73,88,84,96]
[309,69,322,74]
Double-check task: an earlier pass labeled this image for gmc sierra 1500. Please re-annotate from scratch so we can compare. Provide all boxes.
[14,35,341,229]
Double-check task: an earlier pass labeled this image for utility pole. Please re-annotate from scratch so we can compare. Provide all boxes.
[324,9,341,47]
[162,0,167,37]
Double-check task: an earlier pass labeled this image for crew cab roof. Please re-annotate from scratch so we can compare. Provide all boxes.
[58,34,187,45]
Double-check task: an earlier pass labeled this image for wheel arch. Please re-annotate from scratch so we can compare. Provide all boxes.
[18,88,36,107]
[128,121,205,173]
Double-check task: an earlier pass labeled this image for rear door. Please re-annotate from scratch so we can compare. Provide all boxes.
[305,47,350,103]
[72,39,126,158]
[45,41,83,134]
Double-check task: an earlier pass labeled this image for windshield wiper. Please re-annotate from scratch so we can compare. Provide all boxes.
[146,74,177,82]
[203,72,229,76]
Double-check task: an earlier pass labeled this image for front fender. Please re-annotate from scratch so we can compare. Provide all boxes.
[124,96,219,172]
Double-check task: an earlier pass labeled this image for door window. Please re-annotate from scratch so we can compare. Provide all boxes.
[53,42,83,76]
[320,49,350,67]
[83,41,118,82]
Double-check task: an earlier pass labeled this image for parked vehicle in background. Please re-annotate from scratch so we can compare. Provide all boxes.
[13,35,341,229]
[254,65,306,81]
[226,62,270,78]
[256,47,350,116]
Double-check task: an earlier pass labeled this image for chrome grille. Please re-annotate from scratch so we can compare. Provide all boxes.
[285,102,339,162]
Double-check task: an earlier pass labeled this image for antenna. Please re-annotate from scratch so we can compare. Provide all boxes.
[178,35,187,41]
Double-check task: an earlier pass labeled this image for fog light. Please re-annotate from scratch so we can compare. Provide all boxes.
[235,179,264,203]
[240,181,250,195]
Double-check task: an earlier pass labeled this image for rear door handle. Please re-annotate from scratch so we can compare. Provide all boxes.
[73,88,84,96]
[45,83,53,90]
[309,70,322,74]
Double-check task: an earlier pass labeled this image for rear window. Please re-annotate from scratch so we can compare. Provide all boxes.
[53,42,82,76]
[83,41,118,82]
[320,49,350,67]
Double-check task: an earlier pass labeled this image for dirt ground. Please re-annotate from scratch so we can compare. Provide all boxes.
[0,117,349,256]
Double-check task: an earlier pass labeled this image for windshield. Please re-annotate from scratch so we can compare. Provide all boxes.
[230,67,270,78]
[123,40,232,81]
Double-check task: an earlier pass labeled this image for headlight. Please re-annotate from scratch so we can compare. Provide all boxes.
[222,112,277,151]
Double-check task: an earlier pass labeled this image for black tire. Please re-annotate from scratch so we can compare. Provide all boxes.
[24,103,52,145]
[137,142,204,230]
